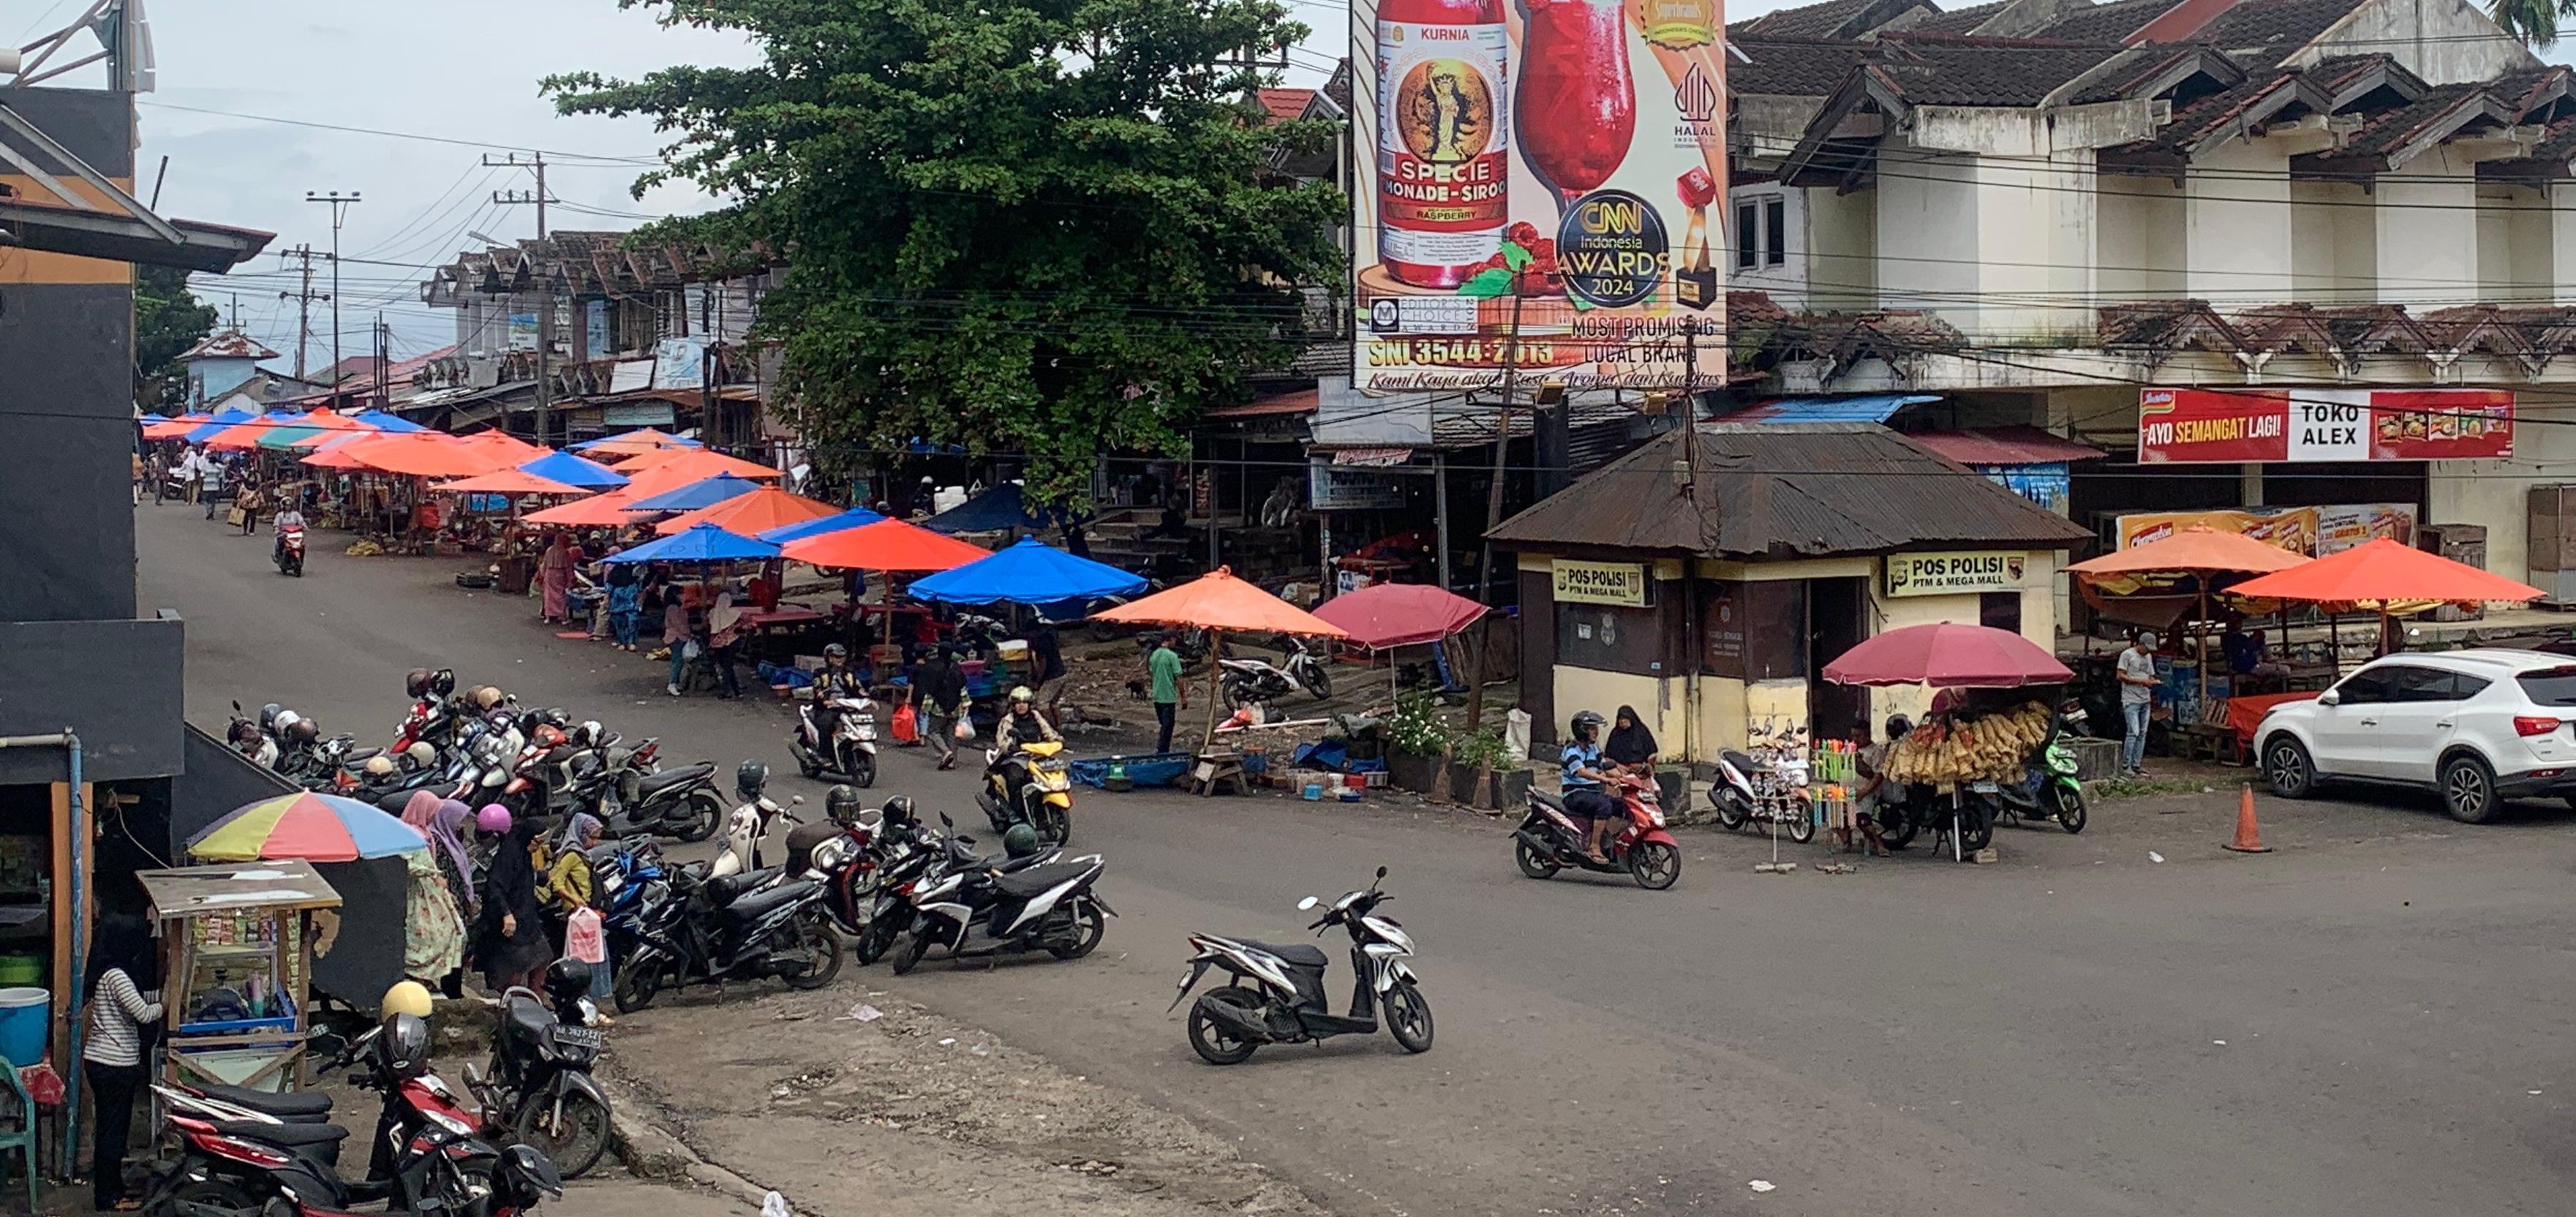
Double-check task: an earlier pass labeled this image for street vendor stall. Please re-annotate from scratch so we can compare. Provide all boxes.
[137,859,339,1095]
[186,792,428,1015]
[1311,581,1488,712]
[780,519,993,680]
[2225,538,2545,655]
[1092,568,1351,794]
[1823,622,2075,862]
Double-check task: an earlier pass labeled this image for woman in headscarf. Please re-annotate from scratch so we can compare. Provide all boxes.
[396,794,467,991]
[470,815,550,993]
[1604,706,1658,776]
[421,799,479,917]
[538,531,576,625]
[543,812,603,948]
[604,556,643,652]
[83,913,161,1210]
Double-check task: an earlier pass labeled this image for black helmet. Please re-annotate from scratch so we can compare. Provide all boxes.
[824,784,862,824]
[260,703,283,731]
[543,957,595,1007]
[1002,823,1040,859]
[878,795,916,828]
[824,643,848,661]
[1570,709,1605,738]
[405,668,436,699]
[1885,714,1913,739]
[735,758,769,799]
[431,668,456,697]
[376,1012,432,1080]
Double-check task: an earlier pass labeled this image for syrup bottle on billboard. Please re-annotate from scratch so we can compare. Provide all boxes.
[1376,0,1510,288]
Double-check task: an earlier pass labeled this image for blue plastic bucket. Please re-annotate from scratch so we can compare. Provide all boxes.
[0,988,48,1066]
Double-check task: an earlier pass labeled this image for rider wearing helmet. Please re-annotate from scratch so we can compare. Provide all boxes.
[808,644,865,754]
[987,686,1063,830]
[1561,710,1620,863]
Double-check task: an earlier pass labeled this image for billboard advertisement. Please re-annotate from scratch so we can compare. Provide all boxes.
[2136,388,2512,463]
[1351,0,1727,393]
[2113,504,2417,557]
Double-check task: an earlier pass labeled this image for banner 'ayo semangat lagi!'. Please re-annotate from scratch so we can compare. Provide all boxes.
[1351,0,1728,393]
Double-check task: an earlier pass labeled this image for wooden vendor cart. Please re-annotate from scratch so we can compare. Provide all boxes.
[138,860,340,1096]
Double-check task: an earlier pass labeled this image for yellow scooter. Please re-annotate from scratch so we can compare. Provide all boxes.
[982,739,1076,845]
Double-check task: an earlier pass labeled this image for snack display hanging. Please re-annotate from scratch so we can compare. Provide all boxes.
[1883,701,2055,787]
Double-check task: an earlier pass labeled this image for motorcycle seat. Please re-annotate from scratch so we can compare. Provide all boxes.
[704,867,781,905]
[343,747,382,764]
[502,992,556,1039]
[1722,749,1762,773]
[1240,940,1330,969]
[634,763,712,796]
[724,878,818,923]
[993,862,1092,899]
[195,1083,332,1118]
[214,1120,347,1149]
[1529,788,1565,811]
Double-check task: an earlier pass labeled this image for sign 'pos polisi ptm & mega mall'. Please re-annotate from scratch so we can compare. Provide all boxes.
[1885,551,2027,598]
[1352,0,1729,394]
[1552,559,1649,606]
[2136,388,2514,463]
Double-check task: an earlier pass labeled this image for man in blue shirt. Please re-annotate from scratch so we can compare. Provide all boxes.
[1559,710,1620,862]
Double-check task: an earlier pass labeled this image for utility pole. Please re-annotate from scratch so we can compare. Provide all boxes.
[374,314,390,410]
[1476,286,1528,603]
[304,190,361,393]
[276,244,326,380]
[487,154,558,444]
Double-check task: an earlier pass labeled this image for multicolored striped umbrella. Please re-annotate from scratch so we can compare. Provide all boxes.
[188,793,429,862]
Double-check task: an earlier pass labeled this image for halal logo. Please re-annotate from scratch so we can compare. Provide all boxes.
[1676,66,1717,124]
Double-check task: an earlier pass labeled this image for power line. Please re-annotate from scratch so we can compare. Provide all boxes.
[137,101,662,164]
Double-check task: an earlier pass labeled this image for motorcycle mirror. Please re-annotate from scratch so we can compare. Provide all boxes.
[791,794,805,805]
[1297,896,1320,911]
[1375,865,1388,880]
[940,813,954,827]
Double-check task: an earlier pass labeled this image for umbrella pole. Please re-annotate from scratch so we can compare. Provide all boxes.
[2197,584,2208,702]
[1202,628,1224,754]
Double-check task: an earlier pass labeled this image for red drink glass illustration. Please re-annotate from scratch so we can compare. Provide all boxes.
[1376,0,1511,287]
[1517,0,1636,210]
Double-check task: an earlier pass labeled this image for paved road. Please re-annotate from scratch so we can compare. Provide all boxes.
[141,507,2576,1217]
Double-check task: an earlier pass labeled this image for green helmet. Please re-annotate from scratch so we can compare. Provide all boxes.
[1001,823,1041,859]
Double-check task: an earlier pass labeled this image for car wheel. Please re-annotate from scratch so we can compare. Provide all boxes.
[2440,752,2500,824]
[2263,736,2316,799]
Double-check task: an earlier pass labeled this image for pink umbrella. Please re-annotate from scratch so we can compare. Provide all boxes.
[1822,622,2071,689]
[1311,584,1488,649]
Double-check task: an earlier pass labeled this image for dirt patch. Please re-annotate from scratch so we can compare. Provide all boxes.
[604,984,1326,1217]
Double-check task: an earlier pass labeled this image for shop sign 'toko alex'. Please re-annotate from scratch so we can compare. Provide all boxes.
[1884,551,2026,598]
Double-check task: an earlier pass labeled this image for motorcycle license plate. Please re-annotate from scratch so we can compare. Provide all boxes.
[554,1025,604,1049]
[1969,780,2000,793]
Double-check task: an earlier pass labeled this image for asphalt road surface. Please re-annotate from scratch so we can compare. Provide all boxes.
[141,507,2576,1217]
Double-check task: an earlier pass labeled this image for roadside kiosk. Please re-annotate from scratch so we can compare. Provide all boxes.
[138,860,340,1095]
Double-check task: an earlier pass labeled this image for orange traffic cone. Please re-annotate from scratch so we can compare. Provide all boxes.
[2223,785,2272,854]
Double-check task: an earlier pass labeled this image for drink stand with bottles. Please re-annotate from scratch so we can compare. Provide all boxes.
[137,860,341,1096]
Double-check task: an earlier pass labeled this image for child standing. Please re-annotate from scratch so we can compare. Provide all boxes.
[562,898,611,1025]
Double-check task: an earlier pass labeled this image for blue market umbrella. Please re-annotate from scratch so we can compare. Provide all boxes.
[757,505,885,543]
[519,450,630,490]
[184,406,256,445]
[138,412,170,424]
[600,522,780,565]
[625,472,761,513]
[909,535,1145,606]
[922,482,1077,534]
[352,410,427,434]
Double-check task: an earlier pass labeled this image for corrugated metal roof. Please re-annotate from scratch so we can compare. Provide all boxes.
[1487,423,2093,559]
[1907,426,2104,466]
[1730,393,1940,423]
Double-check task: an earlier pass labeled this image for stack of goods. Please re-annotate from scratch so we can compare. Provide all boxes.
[1883,701,2052,786]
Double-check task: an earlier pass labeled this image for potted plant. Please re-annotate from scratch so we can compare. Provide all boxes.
[1385,691,1450,794]
[1451,728,1513,808]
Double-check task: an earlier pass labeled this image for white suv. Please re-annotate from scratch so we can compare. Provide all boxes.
[2255,648,2576,823]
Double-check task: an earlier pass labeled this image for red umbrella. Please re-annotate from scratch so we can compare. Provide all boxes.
[1822,622,2071,689]
[1311,583,1487,649]
[2224,537,2542,607]
[780,518,991,572]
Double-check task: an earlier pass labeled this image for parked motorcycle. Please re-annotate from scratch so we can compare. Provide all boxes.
[1170,867,1430,1065]
[1712,721,1815,843]
[1510,772,1683,891]
[227,702,280,769]
[889,837,1109,976]
[463,969,613,1180]
[788,687,878,787]
[853,816,1067,965]
[978,740,1074,844]
[599,750,723,843]
[1967,703,2089,834]
[609,854,843,1012]
[274,522,306,576]
[1218,636,1332,708]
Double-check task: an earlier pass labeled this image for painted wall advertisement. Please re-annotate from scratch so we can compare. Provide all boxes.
[1885,551,2027,598]
[1351,0,1727,393]
[2136,388,2513,463]
[2114,504,2418,557]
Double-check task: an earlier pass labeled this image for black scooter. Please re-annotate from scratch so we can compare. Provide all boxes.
[1170,867,1432,1064]
[600,748,725,843]
[464,976,613,1180]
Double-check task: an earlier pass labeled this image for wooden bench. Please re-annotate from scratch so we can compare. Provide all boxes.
[2171,698,2244,764]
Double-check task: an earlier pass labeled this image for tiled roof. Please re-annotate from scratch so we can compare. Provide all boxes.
[179,329,279,362]
[1730,37,1880,95]
[2196,0,2365,64]
[2321,83,2500,164]
[1907,1,2008,34]
[2129,67,2302,149]
[2066,45,2202,103]
[2027,0,2185,44]
[1731,0,1932,39]
[1871,41,2129,106]
[1254,88,1314,123]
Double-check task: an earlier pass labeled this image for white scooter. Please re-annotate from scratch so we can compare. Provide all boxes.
[789,687,878,787]
[1218,636,1333,709]
[712,792,803,879]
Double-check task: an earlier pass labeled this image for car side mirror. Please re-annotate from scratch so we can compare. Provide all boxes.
[2318,690,2340,707]
[1297,897,1320,911]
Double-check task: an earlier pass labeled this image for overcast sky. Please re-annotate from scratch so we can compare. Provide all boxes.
[99,0,2566,368]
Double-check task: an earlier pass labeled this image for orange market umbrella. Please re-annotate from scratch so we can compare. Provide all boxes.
[432,469,586,495]
[2069,526,2314,697]
[300,434,377,470]
[459,430,546,464]
[2228,537,2545,659]
[614,448,782,488]
[576,429,696,456]
[328,432,513,478]
[1092,568,1350,749]
[780,518,992,571]
[524,489,642,527]
[143,413,210,440]
[203,412,301,451]
[655,487,840,536]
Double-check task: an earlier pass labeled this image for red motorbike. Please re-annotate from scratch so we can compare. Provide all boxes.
[274,524,306,577]
[1511,772,1683,890]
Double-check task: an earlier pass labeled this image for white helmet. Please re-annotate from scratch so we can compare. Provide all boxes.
[363,755,396,777]
[405,741,437,769]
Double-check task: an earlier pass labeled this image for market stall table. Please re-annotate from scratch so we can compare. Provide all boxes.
[1091,567,1350,784]
[2226,690,2319,750]
[137,860,341,1097]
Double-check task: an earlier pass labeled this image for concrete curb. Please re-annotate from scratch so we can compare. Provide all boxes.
[598,1074,778,1211]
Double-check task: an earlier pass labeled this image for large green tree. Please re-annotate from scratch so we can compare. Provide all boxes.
[136,264,219,409]
[546,0,1342,508]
